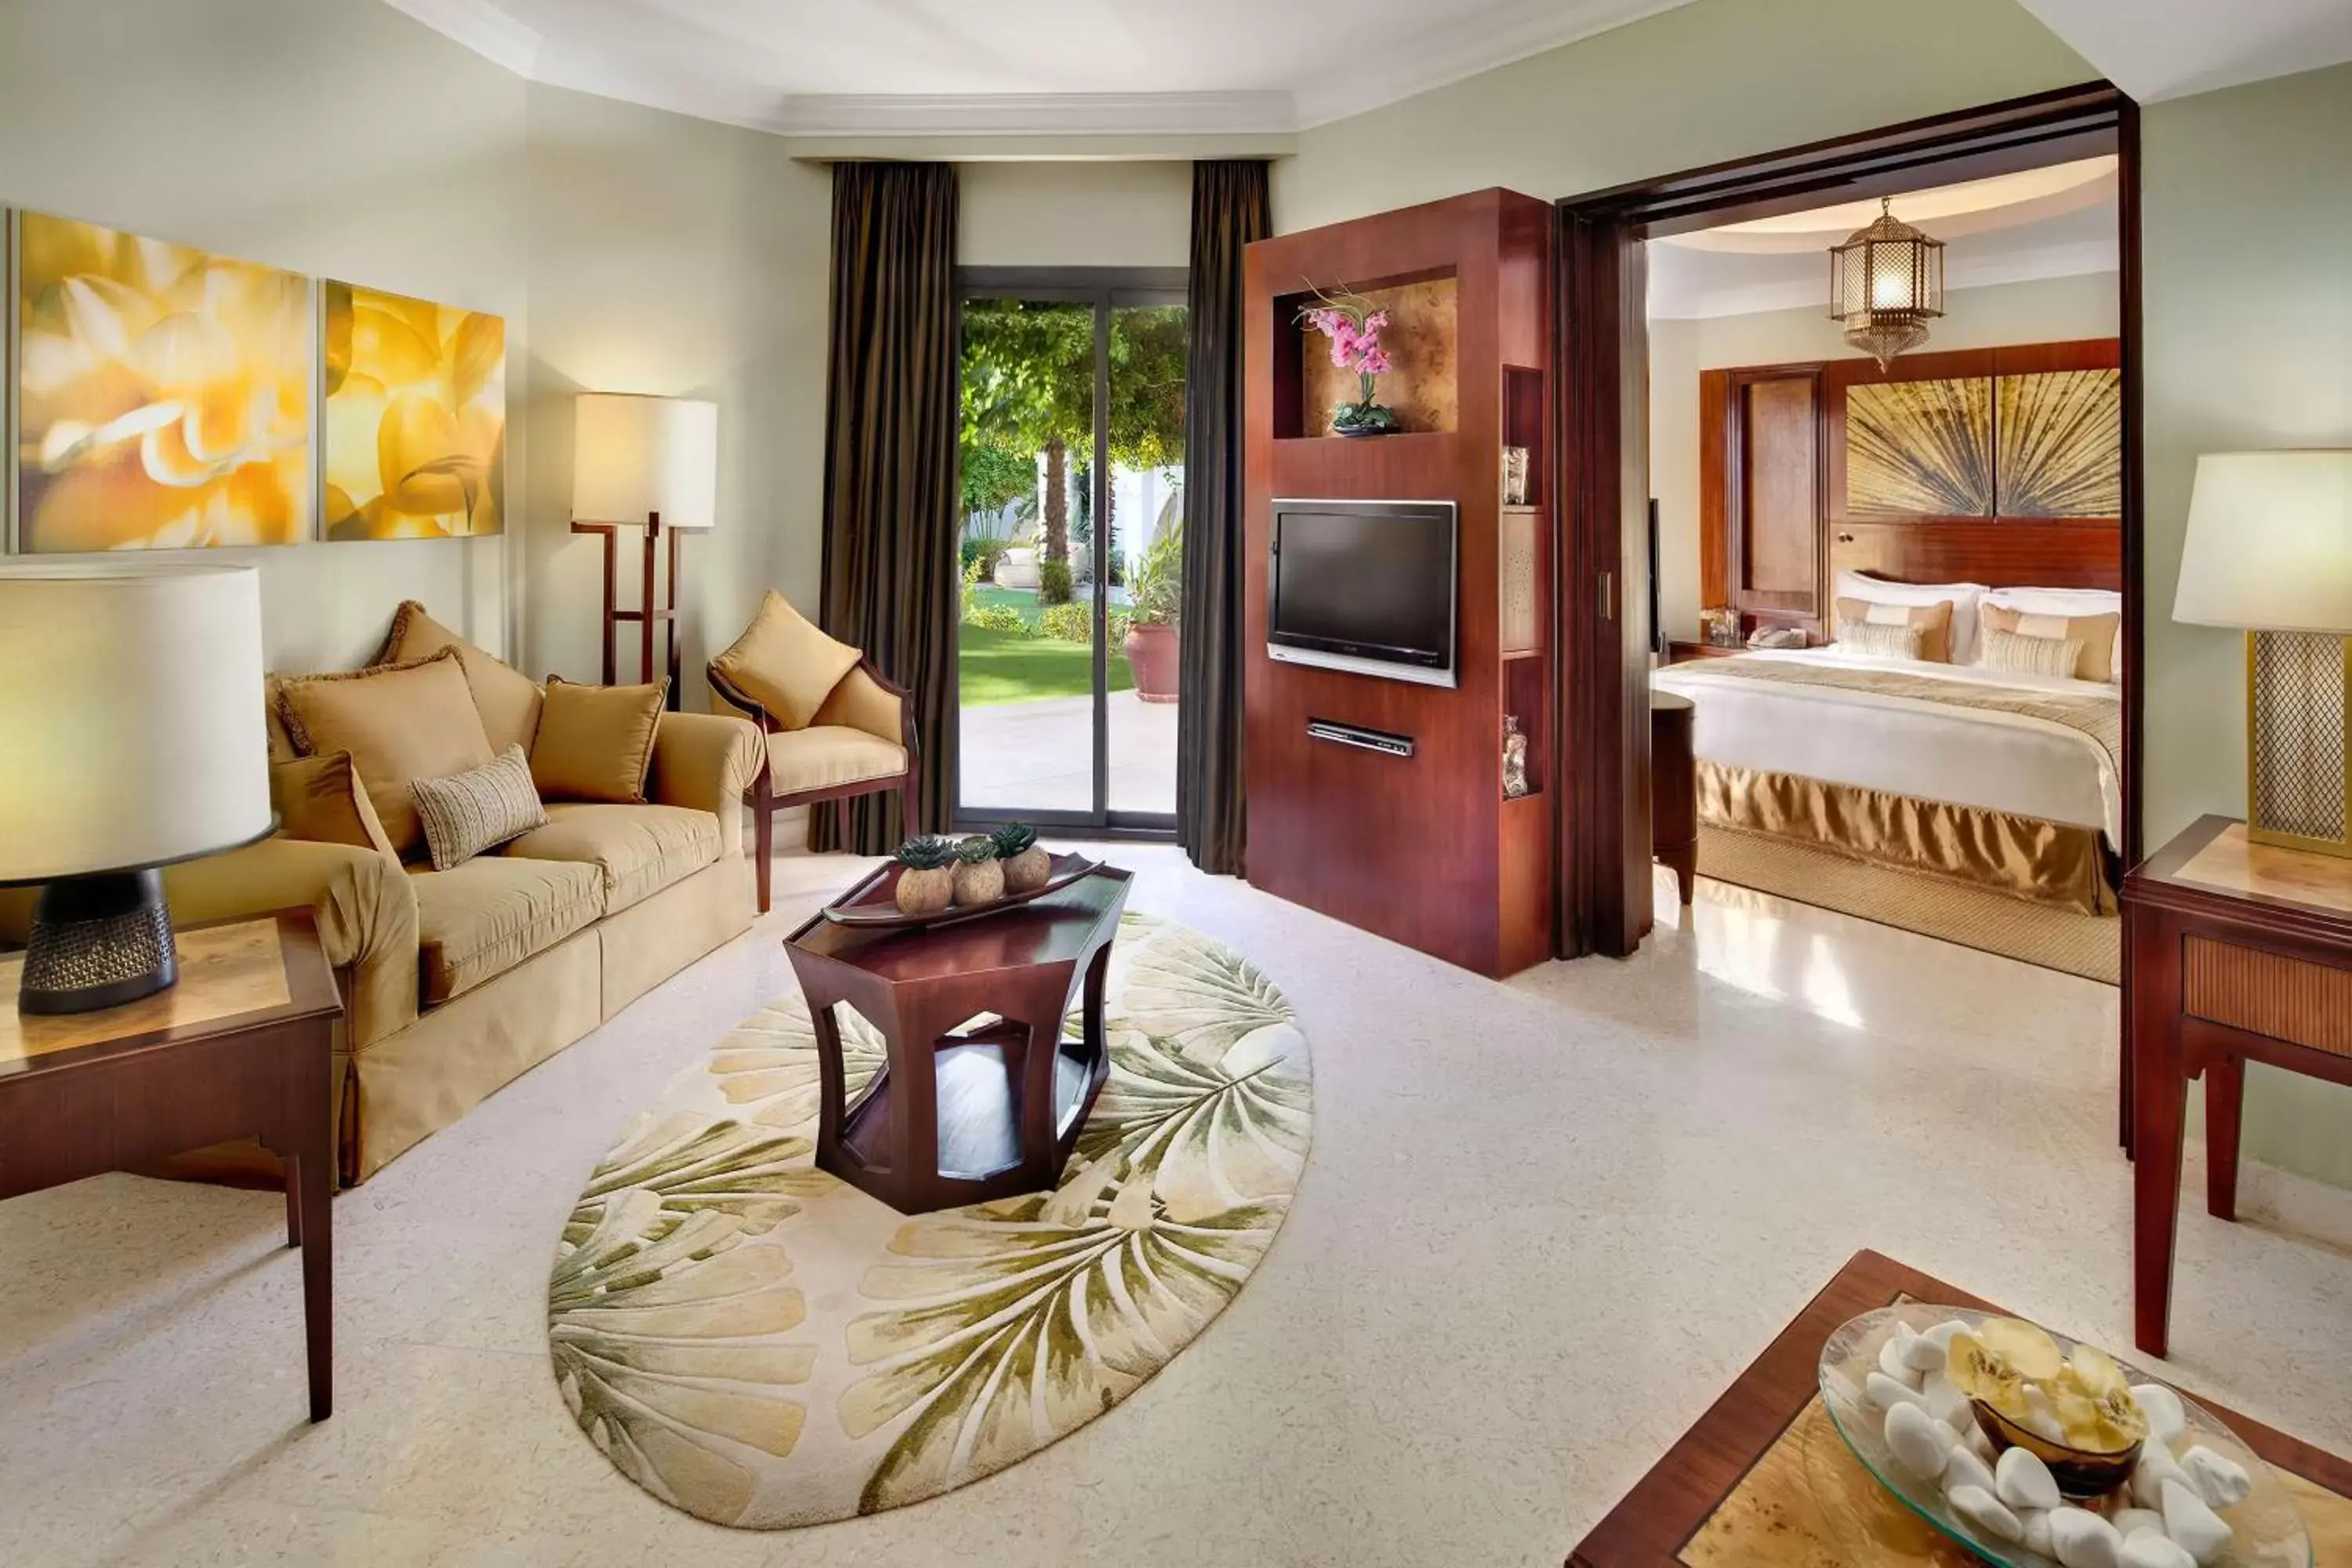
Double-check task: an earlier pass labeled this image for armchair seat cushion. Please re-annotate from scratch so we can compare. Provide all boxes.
[499,804,719,916]
[768,726,908,796]
[411,855,601,1005]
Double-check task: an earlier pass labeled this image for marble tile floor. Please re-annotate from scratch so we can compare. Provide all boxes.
[2,851,2347,1568]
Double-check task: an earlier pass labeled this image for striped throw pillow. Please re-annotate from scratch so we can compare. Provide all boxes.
[1980,626,2086,679]
[1835,617,1927,661]
[412,745,548,871]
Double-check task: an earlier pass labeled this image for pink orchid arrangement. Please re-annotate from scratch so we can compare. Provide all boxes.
[1295,286,1402,434]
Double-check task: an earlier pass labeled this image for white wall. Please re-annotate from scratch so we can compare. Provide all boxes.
[521,84,831,710]
[957,161,1191,270]
[1271,0,2092,231]
[0,0,529,670]
[1649,271,2122,641]
[2143,62,2352,1187]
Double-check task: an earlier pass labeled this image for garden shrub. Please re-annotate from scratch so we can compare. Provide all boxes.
[1036,557,1073,605]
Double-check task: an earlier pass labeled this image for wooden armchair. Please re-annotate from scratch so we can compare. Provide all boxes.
[709,656,919,913]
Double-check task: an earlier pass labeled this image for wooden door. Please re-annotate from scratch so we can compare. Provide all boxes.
[1727,368,1824,637]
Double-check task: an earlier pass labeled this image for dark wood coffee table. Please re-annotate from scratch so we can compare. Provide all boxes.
[784,864,1131,1214]
[0,911,342,1421]
[1568,1250,2352,1566]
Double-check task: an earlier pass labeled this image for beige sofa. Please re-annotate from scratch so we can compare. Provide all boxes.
[2,620,765,1187]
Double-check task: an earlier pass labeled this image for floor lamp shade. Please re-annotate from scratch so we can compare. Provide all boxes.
[0,563,273,1011]
[2174,451,2352,857]
[572,394,718,530]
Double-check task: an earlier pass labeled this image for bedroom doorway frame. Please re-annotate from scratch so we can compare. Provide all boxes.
[1550,82,2143,959]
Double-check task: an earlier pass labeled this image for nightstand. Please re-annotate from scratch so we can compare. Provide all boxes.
[1664,640,1743,665]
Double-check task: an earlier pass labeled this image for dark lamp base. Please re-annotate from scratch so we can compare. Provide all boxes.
[18,869,178,1016]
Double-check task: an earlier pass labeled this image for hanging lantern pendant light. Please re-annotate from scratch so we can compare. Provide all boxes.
[1829,197,1946,370]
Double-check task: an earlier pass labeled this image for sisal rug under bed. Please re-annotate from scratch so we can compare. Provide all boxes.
[1697,824,2120,985]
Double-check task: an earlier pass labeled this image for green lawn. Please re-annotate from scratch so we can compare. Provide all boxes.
[959,622,1134,706]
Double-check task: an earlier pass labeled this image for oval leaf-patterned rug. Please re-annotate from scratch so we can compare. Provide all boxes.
[546,912,1312,1528]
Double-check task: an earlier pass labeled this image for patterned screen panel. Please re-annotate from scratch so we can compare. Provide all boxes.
[1845,377,1994,518]
[1996,369,2122,518]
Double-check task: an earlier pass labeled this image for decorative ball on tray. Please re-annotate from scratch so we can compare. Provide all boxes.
[1824,1308,2285,1568]
[951,835,1006,906]
[990,822,1052,893]
[891,836,958,915]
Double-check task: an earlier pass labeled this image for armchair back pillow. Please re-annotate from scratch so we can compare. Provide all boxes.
[710,590,862,729]
[531,677,669,804]
[276,648,495,860]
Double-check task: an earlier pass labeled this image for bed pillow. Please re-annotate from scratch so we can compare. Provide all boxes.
[1980,603,2120,682]
[1835,618,1928,661]
[1981,586,2123,684]
[1981,626,2088,679]
[1834,571,1989,662]
[1833,595,1954,662]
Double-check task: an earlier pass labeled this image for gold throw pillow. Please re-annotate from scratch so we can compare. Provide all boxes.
[709,590,862,729]
[1832,596,1955,663]
[531,677,669,804]
[1980,626,2088,680]
[412,746,549,871]
[1980,603,2119,682]
[375,600,545,755]
[277,648,495,860]
[1834,617,1928,661]
[270,750,397,859]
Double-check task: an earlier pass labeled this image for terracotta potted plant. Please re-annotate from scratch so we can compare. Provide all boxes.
[1122,524,1182,704]
[991,822,1052,893]
[950,835,1006,906]
[891,836,956,915]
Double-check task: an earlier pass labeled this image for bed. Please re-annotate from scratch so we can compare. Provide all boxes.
[1654,583,2124,914]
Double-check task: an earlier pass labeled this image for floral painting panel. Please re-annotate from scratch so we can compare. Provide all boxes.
[16,212,313,551]
[323,281,505,539]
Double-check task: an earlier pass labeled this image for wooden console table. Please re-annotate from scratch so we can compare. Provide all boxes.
[1568,1249,2352,1566]
[2121,815,2352,1357]
[0,911,343,1420]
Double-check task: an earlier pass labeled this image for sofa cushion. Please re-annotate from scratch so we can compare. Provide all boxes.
[710,590,862,730]
[532,678,666,804]
[768,726,908,795]
[500,804,719,916]
[413,745,549,870]
[376,601,545,755]
[278,648,495,861]
[410,855,601,1005]
[271,750,399,859]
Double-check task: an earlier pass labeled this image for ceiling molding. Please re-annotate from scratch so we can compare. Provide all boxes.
[378,0,540,77]
[772,93,1298,138]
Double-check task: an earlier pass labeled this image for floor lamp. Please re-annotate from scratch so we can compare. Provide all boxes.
[570,393,719,706]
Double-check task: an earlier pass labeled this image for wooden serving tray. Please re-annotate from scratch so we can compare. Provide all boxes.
[821,851,1103,930]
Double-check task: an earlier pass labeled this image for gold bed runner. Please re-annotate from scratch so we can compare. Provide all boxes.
[1686,659,2122,775]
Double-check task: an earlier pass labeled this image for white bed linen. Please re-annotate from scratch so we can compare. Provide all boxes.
[1653,647,2122,844]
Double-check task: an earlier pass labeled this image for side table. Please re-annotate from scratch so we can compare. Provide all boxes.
[1650,690,1697,906]
[784,866,1132,1214]
[0,910,343,1420]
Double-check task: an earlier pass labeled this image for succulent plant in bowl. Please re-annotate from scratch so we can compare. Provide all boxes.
[951,834,1006,906]
[891,836,958,915]
[990,822,1052,892]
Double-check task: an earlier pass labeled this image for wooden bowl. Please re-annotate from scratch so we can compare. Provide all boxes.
[1970,1398,2143,1497]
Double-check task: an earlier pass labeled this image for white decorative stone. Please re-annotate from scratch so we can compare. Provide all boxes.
[2049,1506,2124,1568]
[1967,1425,1998,1463]
[2022,1508,2056,1557]
[1941,1443,1997,1501]
[2111,1506,2166,1541]
[1950,1483,2024,1544]
[2021,1384,2068,1443]
[1923,1318,1973,1353]
[2132,1443,2188,1509]
[1869,1370,1929,1413]
[1922,1370,1973,1428]
[1881,1336,1926,1388]
[2159,1477,2232,1566]
[1996,1445,2063,1512]
[1899,1320,1949,1372]
[1885,1399,1951,1479]
[2132,1383,2187,1444]
[2121,1534,2196,1568]
[2179,1445,2251,1510]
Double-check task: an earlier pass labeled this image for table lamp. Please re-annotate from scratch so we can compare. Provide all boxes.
[570,392,718,706]
[0,563,274,1013]
[2174,450,2352,857]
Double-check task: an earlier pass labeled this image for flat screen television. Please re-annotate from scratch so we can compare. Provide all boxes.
[1267,499,1457,688]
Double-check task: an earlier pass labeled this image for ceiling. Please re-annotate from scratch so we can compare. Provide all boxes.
[385,0,2352,140]
[1647,158,2118,319]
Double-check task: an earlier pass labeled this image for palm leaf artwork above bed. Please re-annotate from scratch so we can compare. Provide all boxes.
[1846,377,1994,518]
[1996,369,2122,517]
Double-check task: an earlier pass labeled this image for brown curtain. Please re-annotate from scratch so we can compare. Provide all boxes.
[811,162,960,854]
[1176,160,1269,874]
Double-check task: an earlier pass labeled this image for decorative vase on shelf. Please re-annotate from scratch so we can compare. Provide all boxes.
[1299,287,1403,438]
[1501,715,1530,800]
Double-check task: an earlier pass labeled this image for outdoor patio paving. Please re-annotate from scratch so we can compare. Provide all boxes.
[959,690,1179,815]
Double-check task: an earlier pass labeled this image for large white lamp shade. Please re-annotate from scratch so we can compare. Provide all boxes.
[2173,450,2352,633]
[571,393,719,530]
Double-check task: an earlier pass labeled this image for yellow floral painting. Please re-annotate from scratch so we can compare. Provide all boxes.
[323,281,505,539]
[16,212,312,552]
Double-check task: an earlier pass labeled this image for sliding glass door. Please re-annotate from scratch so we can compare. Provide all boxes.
[954,269,1187,834]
